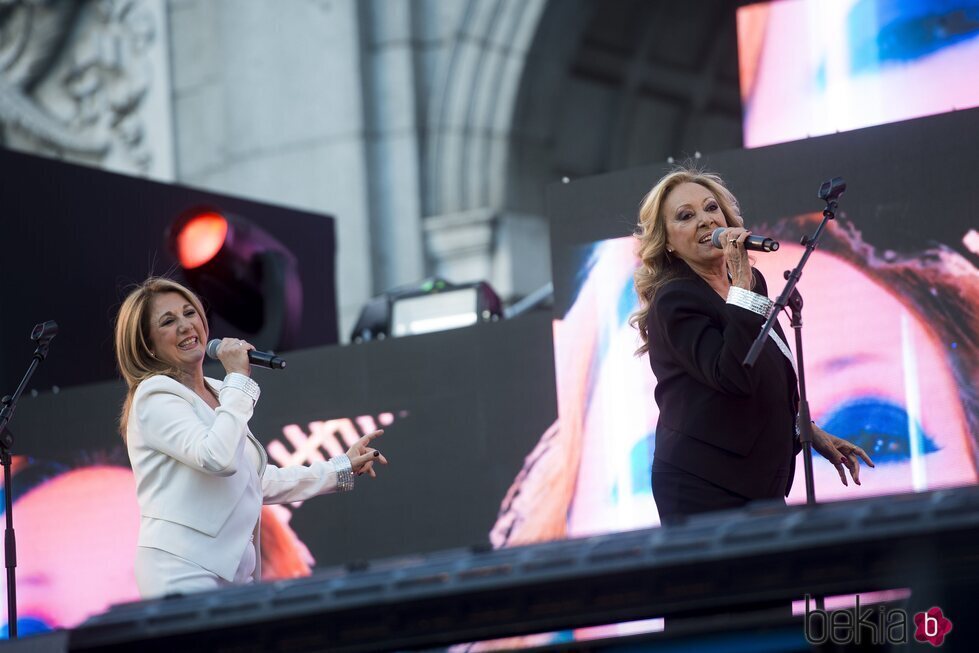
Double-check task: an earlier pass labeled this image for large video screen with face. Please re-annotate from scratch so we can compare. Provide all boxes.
[535,108,979,538]
[549,224,975,536]
[738,0,979,148]
[480,108,979,643]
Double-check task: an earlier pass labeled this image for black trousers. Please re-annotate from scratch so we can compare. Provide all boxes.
[651,457,755,527]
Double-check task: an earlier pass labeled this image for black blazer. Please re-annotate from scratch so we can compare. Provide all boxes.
[645,264,800,499]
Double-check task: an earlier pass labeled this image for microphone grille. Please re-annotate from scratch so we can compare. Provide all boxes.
[711,228,726,248]
[206,339,222,359]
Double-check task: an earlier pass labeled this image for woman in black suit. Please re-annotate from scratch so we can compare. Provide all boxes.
[630,168,874,525]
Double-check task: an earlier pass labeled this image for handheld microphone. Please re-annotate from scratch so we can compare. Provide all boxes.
[711,227,780,252]
[206,339,287,370]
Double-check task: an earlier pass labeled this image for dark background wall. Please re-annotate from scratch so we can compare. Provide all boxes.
[0,149,338,393]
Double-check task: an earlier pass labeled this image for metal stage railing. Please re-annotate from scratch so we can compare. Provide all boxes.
[70,486,979,652]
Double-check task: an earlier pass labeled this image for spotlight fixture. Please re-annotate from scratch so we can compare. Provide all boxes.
[174,212,228,269]
[168,208,302,351]
[351,278,502,343]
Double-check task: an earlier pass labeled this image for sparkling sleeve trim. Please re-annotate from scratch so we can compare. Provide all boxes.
[726,286,774,319]
[332,453,355,492]
[222,372,261,403]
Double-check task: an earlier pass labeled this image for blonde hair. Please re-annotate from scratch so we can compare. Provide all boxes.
[114,277,209,439]
[629,167,745,355]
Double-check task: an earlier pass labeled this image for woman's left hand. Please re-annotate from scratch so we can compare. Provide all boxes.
[810,423,875,486]
[346,429,388,478]
[720,227,754,289]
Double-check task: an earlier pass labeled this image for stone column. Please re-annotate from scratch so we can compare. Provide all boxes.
[358,0,425,294]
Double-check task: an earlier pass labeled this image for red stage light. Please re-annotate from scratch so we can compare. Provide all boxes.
[167,207,303,350]
[175,212,228,269]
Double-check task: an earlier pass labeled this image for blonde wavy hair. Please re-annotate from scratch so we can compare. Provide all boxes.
[114,277,209,440]
[629,167,745,355]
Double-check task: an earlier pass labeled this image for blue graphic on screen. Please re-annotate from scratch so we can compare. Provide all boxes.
[848,0,979,73]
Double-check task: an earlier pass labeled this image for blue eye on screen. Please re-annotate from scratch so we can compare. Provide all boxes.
[630,432,655,495]
[1,617,52,638]
[847,0,979,74]
[819,397,939,463]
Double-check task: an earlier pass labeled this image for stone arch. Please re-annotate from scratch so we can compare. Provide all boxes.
[424,0,548,217]
[505,0,743,217]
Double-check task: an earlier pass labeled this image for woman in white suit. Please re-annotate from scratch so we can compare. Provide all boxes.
[114,277,387,599]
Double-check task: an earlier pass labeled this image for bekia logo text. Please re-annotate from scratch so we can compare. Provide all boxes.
[804,594,952,647]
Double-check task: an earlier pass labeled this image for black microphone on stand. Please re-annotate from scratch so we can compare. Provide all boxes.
[206,339,287,370]
[711,227,780,252]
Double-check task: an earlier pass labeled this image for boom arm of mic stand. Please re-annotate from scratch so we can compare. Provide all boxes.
[742,200,837,370]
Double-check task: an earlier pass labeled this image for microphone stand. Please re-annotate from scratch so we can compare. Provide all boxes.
[742,177,846,507]
[0,321,58,639]
[785,287,815,503]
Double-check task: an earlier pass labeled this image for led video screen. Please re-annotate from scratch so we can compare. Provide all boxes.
[738,0,979,148]
[480,109,979,645]
[543,224,975,538]
[500,109,979,545]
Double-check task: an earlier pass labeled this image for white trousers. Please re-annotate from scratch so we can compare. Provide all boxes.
[135,537,256,599]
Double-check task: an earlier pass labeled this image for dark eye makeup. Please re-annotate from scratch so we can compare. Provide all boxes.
[627,395,942,499]
[818,396,939,463]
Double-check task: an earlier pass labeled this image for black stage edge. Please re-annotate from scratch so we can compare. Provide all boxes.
[70,486,979,652]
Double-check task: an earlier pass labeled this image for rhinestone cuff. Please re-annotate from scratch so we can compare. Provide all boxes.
[796,418,815,438]
[332,453,355,492]
[727,286,774,319]
[222,372,261,403]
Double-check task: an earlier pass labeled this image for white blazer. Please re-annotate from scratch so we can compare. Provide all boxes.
[127,374,349,582]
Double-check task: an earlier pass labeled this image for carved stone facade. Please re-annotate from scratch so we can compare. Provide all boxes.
[0,0,174,179]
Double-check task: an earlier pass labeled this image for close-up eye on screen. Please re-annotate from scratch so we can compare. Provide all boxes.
[482,206,978,646]
[738,0,979,147]
[536,217,977,539]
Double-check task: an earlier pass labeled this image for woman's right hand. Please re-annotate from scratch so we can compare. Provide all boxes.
[215,338,254,376]
[346,429,388,478]
[719,226,753,289]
